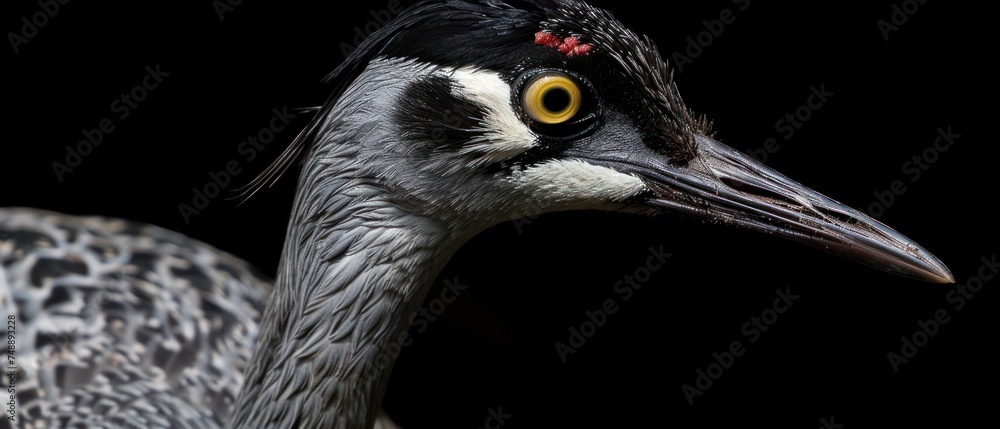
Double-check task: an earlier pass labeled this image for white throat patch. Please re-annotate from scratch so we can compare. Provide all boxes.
[511,159,646,207]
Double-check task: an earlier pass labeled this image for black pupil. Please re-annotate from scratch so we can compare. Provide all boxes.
[542,87,571,114]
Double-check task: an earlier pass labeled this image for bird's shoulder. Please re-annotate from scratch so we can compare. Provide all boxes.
[0,207,272,428]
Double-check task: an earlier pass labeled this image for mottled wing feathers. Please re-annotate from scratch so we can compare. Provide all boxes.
[0,208,271,429]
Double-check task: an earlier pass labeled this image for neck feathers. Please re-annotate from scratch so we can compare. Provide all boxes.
[230,90,457,428]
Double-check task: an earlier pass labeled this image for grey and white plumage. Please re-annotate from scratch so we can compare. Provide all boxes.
[0,208,269,428]
[2,0,954,428]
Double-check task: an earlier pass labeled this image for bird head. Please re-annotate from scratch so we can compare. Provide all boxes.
[257,0,951,283]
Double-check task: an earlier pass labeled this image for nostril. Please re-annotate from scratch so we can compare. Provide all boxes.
[814,206,863,227]
[720,177,872,230]
[720,177,800,207]
[813,206,875,232]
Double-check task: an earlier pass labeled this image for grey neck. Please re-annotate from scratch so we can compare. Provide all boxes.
[228,58,504,428]
[228,143,460,429]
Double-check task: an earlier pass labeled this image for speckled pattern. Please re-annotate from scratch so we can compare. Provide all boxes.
[0,208,271,428]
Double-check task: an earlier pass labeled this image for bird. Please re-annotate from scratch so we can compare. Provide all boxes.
[0,0,954,428]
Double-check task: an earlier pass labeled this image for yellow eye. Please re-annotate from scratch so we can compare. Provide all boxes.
[522,73,583,125]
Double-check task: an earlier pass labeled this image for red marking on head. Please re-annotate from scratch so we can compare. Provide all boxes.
[535,32,562,48]
[570,43,593,57]
[558,36,580,55]
[535,32,594,58]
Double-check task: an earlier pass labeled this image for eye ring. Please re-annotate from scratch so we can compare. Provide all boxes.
[521,72,583,125]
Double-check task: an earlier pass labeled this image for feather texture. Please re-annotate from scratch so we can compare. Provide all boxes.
[0,208,270,428]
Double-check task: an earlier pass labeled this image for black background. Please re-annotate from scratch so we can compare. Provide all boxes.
[4,0,995,427]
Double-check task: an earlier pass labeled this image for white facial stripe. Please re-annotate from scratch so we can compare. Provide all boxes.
[512,159,646,204]
[445,68,537,165]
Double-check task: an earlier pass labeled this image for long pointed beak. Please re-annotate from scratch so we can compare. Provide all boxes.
[630,135,953,283]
